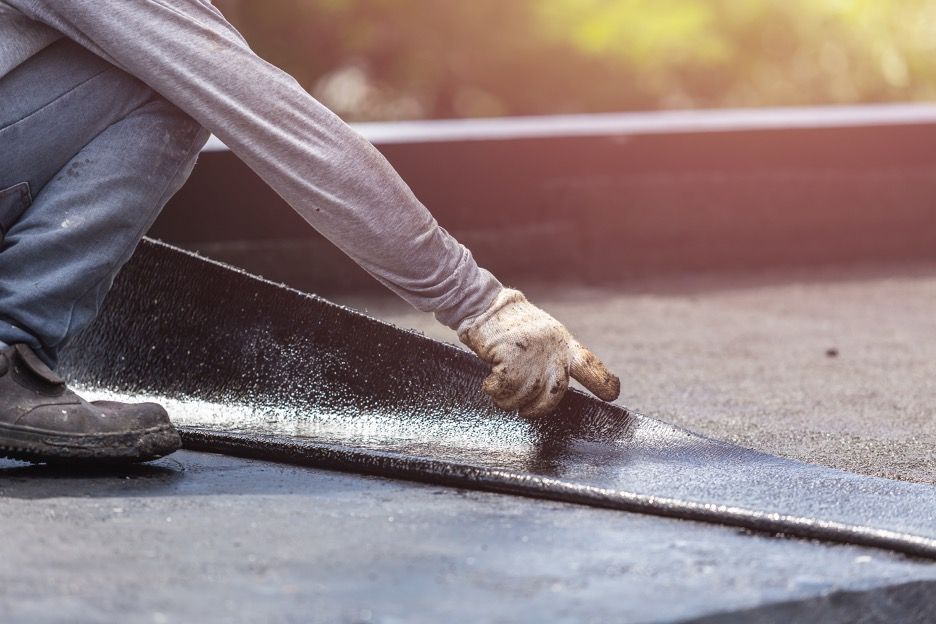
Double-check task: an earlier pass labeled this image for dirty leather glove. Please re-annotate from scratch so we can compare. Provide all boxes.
[457,288,621,417]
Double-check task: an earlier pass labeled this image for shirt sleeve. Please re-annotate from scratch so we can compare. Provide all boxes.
[14,0,502,328]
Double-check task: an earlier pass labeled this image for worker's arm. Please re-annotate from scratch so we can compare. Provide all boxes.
[14,0,619,414]
[14,0,499,328]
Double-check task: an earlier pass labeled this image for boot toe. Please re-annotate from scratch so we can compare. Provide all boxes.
[0,344,179,463]
[91,401,172,430]
[18,402,107,434]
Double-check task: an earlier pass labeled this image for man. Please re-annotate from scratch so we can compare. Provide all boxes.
[0,0,620,464]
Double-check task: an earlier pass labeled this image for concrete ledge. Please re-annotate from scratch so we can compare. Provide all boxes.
[205,103,936,147]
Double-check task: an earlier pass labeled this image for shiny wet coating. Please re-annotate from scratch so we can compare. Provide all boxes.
[61,239,936,558]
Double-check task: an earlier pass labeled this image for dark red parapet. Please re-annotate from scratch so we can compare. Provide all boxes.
[152,105,936,292]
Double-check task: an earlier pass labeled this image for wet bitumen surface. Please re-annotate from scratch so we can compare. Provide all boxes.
[8,240,934,621]
[55,241,936,556]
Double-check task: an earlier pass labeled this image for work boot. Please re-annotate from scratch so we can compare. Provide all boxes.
[0,344,181,464]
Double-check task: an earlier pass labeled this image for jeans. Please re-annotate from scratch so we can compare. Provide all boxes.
[0,38,209,368]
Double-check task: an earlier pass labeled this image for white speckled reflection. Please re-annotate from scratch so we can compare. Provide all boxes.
[77,386,538,466]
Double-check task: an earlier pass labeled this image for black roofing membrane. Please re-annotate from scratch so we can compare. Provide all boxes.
[60,239,936,559]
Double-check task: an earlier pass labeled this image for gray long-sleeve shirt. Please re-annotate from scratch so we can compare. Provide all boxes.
[0,0,501,329]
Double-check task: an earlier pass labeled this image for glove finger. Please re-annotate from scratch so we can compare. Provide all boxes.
[482,365,519,401]
[518,369,569,417]
[569,342,620,402]
[495,373,547,412]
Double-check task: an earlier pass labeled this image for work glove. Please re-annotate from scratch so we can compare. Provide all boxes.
[458,288,620,417]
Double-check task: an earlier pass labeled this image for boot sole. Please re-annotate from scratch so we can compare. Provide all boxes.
[0,422,182,464]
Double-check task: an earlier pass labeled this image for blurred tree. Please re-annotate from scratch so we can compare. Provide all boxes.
[214,0,936,120]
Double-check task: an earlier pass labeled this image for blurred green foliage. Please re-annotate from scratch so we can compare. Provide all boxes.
[215,0,936,120]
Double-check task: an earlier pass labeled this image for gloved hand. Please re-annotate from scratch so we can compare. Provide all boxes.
[457,288,620,416]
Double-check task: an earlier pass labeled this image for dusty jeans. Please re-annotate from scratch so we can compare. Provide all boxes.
[0,38,208,367]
